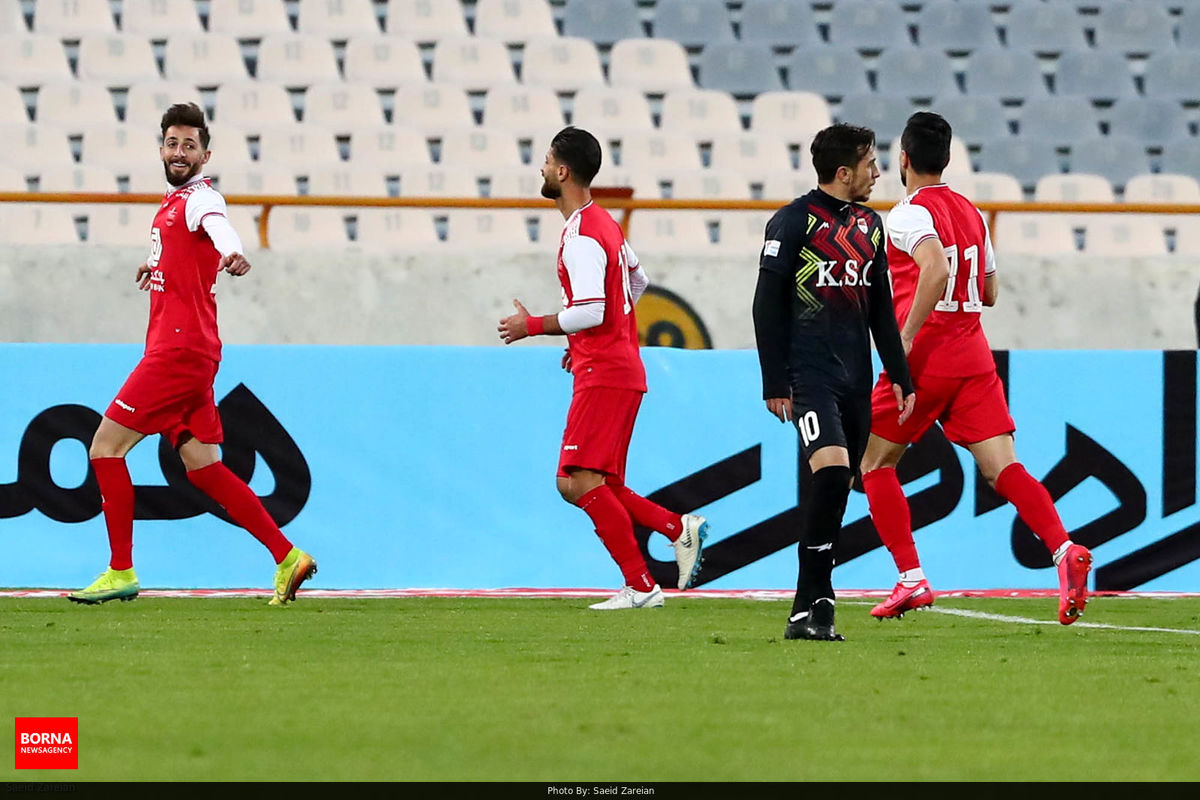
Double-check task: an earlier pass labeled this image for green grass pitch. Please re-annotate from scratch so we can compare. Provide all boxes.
[2,596,1198,782]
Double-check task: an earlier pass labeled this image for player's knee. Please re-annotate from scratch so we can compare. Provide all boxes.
[556,476,582,504]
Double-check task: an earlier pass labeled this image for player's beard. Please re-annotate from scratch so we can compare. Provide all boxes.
[540,177,561,199]
[163,159,200,187]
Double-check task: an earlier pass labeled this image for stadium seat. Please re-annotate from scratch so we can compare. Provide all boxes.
[1068,136,1150,191]
[342,35,426,90]
[473,0,556,44]
[629,211,712,252]
[696,43,784,97]
[826,0,912,52]
[347,125,430,171]
[86,204,155,245]
[783,46,869,99]
[213,80,295,128]
[975,136,1060,190]
[963,48,1047,100]
[750,91,832,146]
[399,164,478,196]
[1,203,79,243]
[715,210,772,252]
[954,172,1023,203]
[385,0,466,42]
[124,79,206,126]
[762,167,821,200]
[33,0,114,35]
[886,136,972,176]
[929,95,1007,148]
[296,0,379,38]
[208,161,297,194]
[391,83,474,134]
[1093,3,1174,56]
[708,132,791,183]
[0,123,74,171]
[206,122,253,163]
[482,85,565,141]
[1159,139,1200,181]
[617,131,701,172]
[737,0,820,50]
[1124,173,1200,204]
[303,82,385,130]
[571,86,654,133]
[659,89,742,137]
[0,33,73,86]
[486,165,544,198]
[1083,215,1167,256]
[531,208,562,242]
[873,49,959,102]
[438,126,522,168]
[1017,96,1098,146]
[37,163,117,191]
[1,0,26,33]
[0,81,27,123]
[1034,173,1115,203]
[256,124,342,167]
[1053,49,1135,103]
[991,213,1076,255]
[651,0,733,48]
[915,0,999,54]
[120,0,202,37]
[163,33,248,83]
[256,34,341,86]
[354,208,440,248]
[77,34,161,85]
[307,163,388,196]
[36,81,117,129]
[207,0,290,39]
[608,39,694,94]
[431,35,516,91]
[519,37,605,93]
[666,168,752,200]
[1002,3,1086,54]
[0,163,25,189]
[124,161,171,191]
[226,207,261,246]
[267,207,350,249]
[444,209,533,247]
[871,170,907,203]
[1106,98,1189,150]
[79,123,158,168]
[835,93,915,145]
[562,0,642,48]
[1179,7,1200,51]
[1142,52,1200,105]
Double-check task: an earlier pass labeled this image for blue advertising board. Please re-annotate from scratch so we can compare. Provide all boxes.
[0,345,1196,591]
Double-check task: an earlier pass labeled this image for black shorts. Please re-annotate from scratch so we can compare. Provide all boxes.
[790,378,870,469]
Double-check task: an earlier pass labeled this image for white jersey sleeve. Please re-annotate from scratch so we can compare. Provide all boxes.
[186,185,243,257]
[976,207,997,276]
[558,234,608,333]
[886,201,939,256]
[623,241,648,304]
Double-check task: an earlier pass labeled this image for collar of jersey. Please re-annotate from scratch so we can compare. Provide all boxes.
[811,187,853,216]
[564,200,593,226]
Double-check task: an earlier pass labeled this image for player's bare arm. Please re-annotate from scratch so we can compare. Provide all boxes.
[221,252,251,276]
[900,236,952,353]
[498,299,565,344]
[983,272,998,306]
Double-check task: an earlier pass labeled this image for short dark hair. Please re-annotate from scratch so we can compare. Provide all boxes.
[160,102,210,149]
[810,124,876,184]
[549,126,602,186]
[901,111,952,175]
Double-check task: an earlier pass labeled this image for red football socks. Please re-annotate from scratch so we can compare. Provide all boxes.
[995,462,1070,554]
[607,481,682,541]
[91,457,135,571]
[576,485,655,592]
[187,462,294,564]
[862,467,921,573]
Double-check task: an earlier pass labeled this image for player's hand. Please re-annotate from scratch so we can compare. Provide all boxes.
[561,348,572,372]
[893,384,916,426]
[766,397,792,424]
[135,262,151,291]
[221,253,251,276]
[498,299,530,344]
[901,333,915,356]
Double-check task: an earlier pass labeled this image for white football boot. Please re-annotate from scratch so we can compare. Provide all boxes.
[673,514,709,590]
[588,584,666,610]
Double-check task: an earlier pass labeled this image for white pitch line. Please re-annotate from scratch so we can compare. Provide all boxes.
[928,606,1200,636]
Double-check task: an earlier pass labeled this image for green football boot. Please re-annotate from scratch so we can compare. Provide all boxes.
[67,567,140,604]
[269,548,317,606]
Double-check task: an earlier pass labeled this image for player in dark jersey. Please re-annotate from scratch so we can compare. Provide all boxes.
[754,124,915,641]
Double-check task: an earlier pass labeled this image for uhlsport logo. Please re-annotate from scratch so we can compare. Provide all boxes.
[14,717,78,769]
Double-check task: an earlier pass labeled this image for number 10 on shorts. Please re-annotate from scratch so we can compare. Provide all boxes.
[797,409,820,447]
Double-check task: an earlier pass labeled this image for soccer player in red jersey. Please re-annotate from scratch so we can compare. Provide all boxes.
[497,126,707,609]
[68,103,317,606]
[860,112,1092,624]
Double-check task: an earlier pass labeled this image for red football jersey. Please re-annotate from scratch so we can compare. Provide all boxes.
[557,202,647,393]
[144,177,225,362]
[886,184,997,378]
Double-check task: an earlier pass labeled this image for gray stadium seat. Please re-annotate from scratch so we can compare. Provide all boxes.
[835,93,916,145]
[975,136,1061,190]
[873,49,959,101]
[1107,98,1190,149]
[1179,8,1200,51]
[1093,3,1174,56]
[1003,3,1086,54]
[1068,136,1149,190]
[916,0,1000,54]
[1158,139,1200,181]
[652,0,734,48]
[1143,52,1200,104]
[737,0,820,50]
[930,95,1008,147]
[1017,96,1099,145]
[562,0,643,47]
[697,43,784,96]
[964,49,1047,100]
[1053,49,1135,103]
[784,46,869,99]
[826,0,912,52]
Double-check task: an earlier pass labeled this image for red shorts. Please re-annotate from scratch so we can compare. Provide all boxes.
[870,369,1015,446]
[557,387,643,481]
[106,350,223,448]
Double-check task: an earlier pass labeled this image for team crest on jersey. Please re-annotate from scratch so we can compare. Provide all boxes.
[166,207,178,227]
[856,217,869,235]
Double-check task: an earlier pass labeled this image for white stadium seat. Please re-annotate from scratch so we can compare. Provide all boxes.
[1123,174,1200,204]
[750,91,832,147]
[953,172,1023,204]
[123,161,171,192]
[346,125,431,171]
[36,81,118,129]
[668,168,752,200]
[399,164,478,196]
[1083,215,1167,257]
[85,204,154,245]
[385,0,466,42]
[207,0,291,39]
[77,34,161,84]
[438,126,523,169]
[1172,218,1200,255]
[608,39,694,94]
[992,214,1077,255]
[628,211,712,252]
[307,163,388,196]
[1,0,26,33]
[213,80,295,129]
[37,163,118,191]
[0,81,27,123]
[226,206,262,248]
[256,124,342,167]
[205,122,254,163]
[303,82,385,130]
[120,0,202,37]
[431,35,516,91]
[659,89,742,137]
[0,34,73,85]
[444,209,533,247]
[716,210,772,252]
[297,0,380,38]
[33,0,115,35]
[761,167,819,201]
[0,163,24,189]
[570,86,654,133]
[125,82,206,128]
[1034,173,1115,203]
[342,35,426,89]
[618,131,702,172]
[1,203,79,243]
[708,132,791,183]
[256,34,341,86]
[520,37,605,93]
[208,161,298,195]
[163,34,249,83]
[267,207,350,249]
[487,166,544,199]
[482,85,564,142]
[79,123,159,168]
[473,0,556,44]
[390,83,474,134]
[355,208,440,249]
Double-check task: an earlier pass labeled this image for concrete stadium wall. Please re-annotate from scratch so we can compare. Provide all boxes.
[1,244,1196,349]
